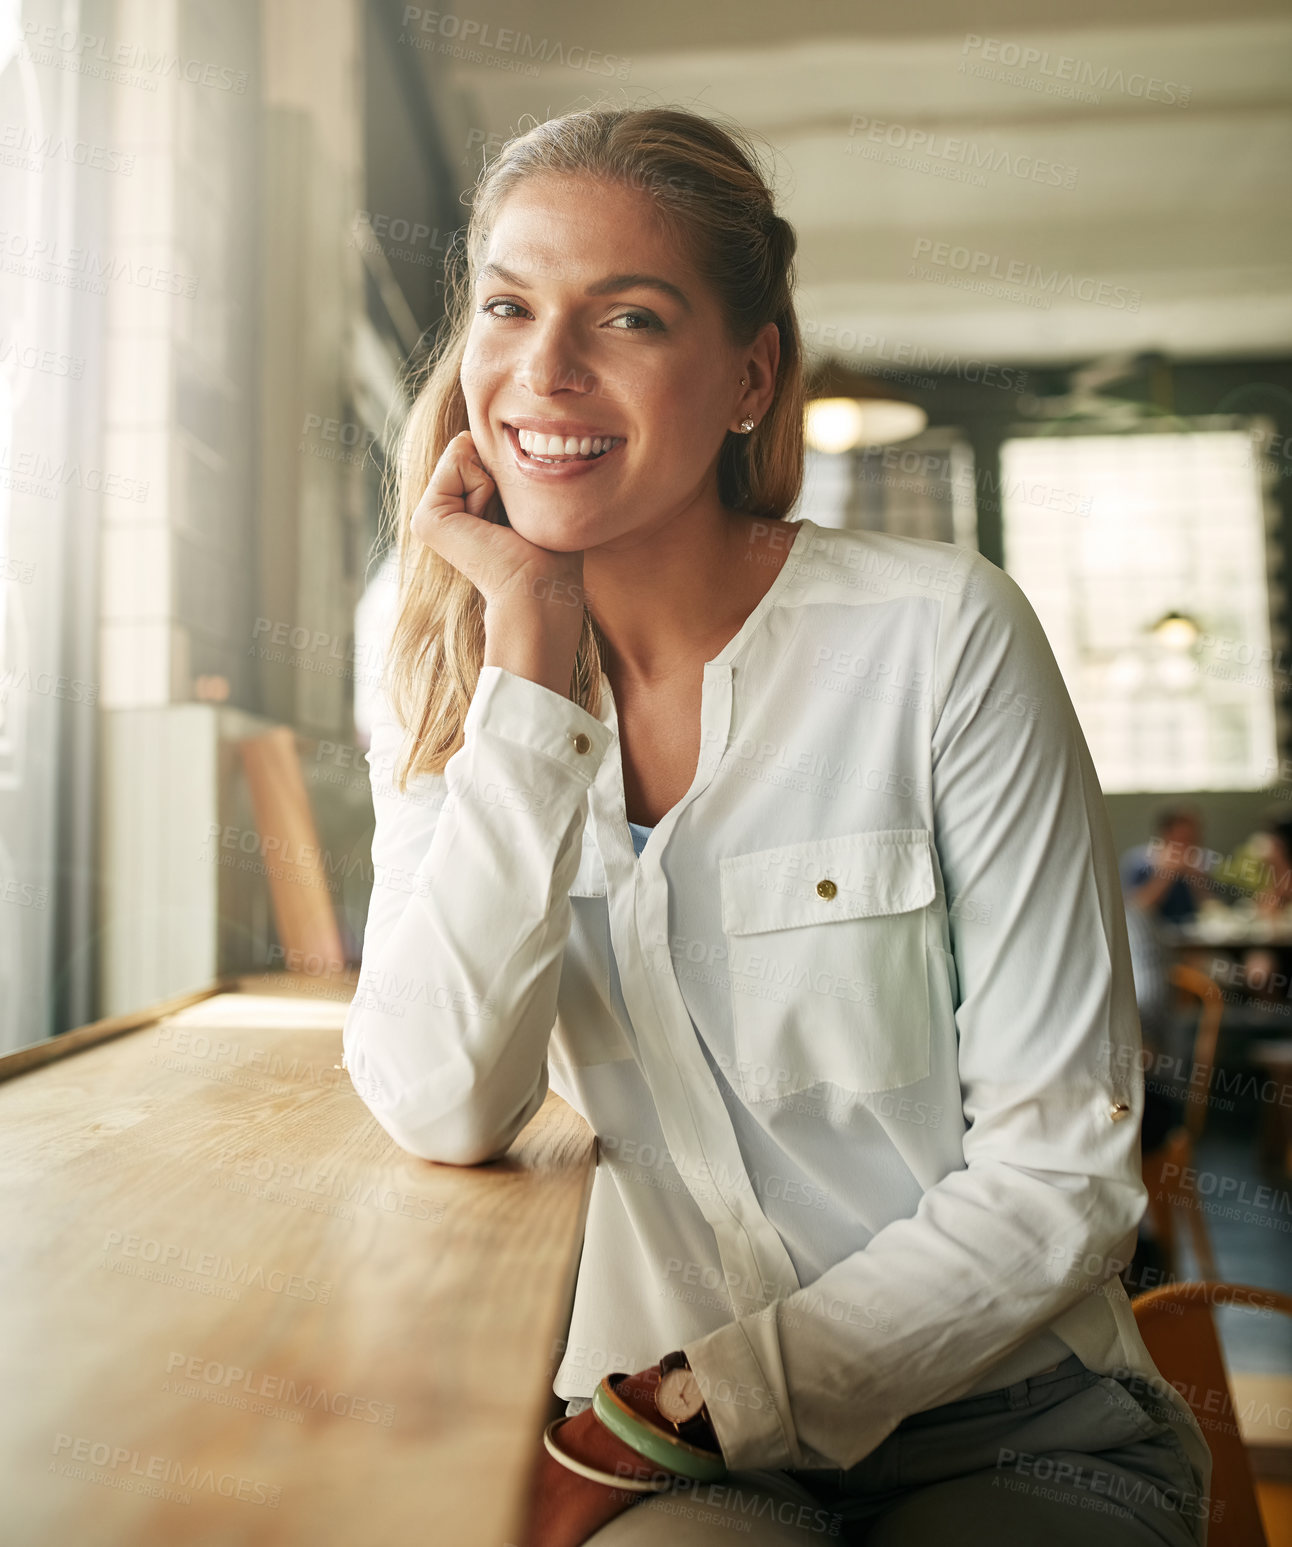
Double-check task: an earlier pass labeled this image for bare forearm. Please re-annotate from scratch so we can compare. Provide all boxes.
[483,601,581,699]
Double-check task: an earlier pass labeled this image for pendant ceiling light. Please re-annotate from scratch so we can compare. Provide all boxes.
[803,357,929,452]
[1149,609,1201,650]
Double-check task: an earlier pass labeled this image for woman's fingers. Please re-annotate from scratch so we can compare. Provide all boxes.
[409,430,590,625]
[414,431,494,531]
[456,437,499,521]
[410,432,515,599]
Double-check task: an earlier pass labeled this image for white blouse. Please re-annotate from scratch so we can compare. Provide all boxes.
[341,516,1210,1486]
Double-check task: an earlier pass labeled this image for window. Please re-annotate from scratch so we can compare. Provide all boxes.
[1000,426,1280,792]
[798,428,979,549]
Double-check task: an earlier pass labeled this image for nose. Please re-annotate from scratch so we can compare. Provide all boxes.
[514,317,598,400]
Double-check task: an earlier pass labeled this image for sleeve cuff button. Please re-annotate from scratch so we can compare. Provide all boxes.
[1108,1101,1131,1121]
[571,731,592,754]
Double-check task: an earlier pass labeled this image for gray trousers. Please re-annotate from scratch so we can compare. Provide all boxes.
[581,1355,1211,1545]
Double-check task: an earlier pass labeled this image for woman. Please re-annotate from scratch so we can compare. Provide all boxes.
[342,106,1213,1546]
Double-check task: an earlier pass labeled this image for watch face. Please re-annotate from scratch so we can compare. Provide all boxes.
[656,1367,703,1424]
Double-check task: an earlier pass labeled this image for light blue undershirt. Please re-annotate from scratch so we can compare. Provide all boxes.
[627,819,654,857]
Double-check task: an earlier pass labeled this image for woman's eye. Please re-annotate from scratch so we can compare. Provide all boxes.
[477,300,662,331]
[479,299,529,320]
[608,310,661,331]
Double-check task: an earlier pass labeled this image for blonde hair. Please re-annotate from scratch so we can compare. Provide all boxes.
[378,104,805,788]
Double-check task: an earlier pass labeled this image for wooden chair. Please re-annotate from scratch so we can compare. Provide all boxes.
[239,726,348,981]
[1141,962,1224,1280]
[1133,1280,1292,1547]
[1248,1039,1292,1178]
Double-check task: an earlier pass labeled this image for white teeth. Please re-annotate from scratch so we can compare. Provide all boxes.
[514,427,620,461]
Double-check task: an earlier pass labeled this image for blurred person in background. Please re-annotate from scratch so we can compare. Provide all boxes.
[1225,807,1292,1005]
[1119,803,1210,927]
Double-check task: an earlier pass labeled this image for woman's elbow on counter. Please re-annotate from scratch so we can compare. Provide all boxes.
[345,1051,549,1168]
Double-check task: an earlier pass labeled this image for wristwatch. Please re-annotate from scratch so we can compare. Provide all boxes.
[654,1350,720,1453]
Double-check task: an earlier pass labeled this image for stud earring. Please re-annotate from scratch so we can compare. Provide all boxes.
[738,377,753,431]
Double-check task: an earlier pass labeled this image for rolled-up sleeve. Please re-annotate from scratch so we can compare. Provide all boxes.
[682,548,1146,1472]
[342,663,614,1165]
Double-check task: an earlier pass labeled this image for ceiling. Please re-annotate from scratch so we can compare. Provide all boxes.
[410,0,1292,371]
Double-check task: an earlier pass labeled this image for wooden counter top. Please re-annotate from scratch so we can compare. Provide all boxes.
[0,973,597,1547]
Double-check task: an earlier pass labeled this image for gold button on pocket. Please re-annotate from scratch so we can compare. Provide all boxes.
[571,732,592,754]
[1108,1101,1131,1121]
[718,829,936,1104]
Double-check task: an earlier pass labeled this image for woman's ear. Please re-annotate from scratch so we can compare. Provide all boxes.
[750,320,781,412]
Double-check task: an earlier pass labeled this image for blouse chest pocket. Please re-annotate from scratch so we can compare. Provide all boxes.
[717,828,936,1104]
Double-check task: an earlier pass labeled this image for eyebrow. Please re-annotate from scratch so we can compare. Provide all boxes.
[477,261,692,314]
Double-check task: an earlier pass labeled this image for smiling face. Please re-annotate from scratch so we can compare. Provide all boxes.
[460,173,758,551]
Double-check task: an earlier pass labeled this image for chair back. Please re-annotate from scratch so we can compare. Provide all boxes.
[1141,965,1226,1279]
[1132,1280,1292,1547]
[1168,963,1224,1144]
[239,727,348,977]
